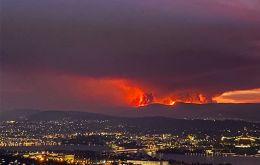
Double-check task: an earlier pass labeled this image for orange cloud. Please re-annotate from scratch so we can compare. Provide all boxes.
[214,88,260,103]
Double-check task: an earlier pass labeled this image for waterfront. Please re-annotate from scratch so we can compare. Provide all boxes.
[160,153,260,165]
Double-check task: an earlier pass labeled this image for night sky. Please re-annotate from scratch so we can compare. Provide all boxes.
[1,0,260,111]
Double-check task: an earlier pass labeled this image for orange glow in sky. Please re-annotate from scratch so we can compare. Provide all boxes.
[68,76,260,107]
[214,88,260,103]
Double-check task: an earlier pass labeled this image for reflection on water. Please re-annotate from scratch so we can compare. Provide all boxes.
[160,153,260,165]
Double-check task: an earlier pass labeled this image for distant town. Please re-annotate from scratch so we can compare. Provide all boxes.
[0,111,259,165]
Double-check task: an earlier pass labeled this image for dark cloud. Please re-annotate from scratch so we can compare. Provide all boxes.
[1,0,260,109]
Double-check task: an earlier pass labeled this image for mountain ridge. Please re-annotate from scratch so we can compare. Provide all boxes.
[1,102,260,121]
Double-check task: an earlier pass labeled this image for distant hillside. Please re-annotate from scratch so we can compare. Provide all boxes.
[1,109,259,132]
[114,102,260,121]
[0,109,38,121]
[123,117,260,132]
[27,110,116,121]
[1,102,260,122]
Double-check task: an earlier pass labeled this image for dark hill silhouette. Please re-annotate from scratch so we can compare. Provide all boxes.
[114,102,260,121]
[3,109,259,132]
[1,102,260,121]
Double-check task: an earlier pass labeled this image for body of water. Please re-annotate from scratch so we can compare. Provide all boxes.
[159,153,260,165]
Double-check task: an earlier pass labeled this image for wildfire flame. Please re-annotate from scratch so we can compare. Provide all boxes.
[116,80,211,107]
[130,93,176,107]
[117,80,176,107]
[78,78,208,107]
